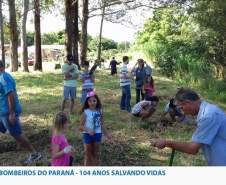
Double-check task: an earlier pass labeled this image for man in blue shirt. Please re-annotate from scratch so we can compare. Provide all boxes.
[0,61,41,164]
[152,88,226,166]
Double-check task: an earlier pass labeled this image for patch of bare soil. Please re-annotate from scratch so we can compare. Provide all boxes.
[0,124,50,166]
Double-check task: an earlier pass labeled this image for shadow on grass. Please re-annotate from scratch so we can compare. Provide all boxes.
[0,69,206,166]
[71,134,166,166]
[0,124,50,154]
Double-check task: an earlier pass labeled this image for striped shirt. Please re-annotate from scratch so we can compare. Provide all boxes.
[80,71,94,90]
[119,64,130,87]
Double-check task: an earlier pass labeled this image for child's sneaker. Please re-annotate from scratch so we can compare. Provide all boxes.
[24,152,42,165]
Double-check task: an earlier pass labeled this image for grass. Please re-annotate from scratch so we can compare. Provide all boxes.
[0,68,206,166]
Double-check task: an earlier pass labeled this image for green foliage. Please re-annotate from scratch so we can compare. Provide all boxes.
[56,30,65,45]
[135,6,202,77]
[88,49,119,61]
[87,36,122,60]
[3,23,10,44]
[27,32,34,46]
[88,36,117,51]
[191,0,226,66]
[42,31,65,45]
[42,32,58,45]
[117,41,130,51]
[102,38,117,50]
[134,3,226,95]
[27,30,65,45]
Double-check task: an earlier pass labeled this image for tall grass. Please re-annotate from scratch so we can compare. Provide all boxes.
[173,57,226,107]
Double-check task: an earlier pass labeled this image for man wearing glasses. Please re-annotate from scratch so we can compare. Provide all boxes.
[152,88,226,166]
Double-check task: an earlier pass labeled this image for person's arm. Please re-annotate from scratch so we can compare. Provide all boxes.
[100,113,107,135]
[141,107,156,120]
[2,75,16,124]
[51,143,66,159]
[79,72,84,81]
[124,72,131,79]
[131,62,138,72]
[144,61,152,70]
[144,61,152,76]
[91,74,95,83]
[62,65,72,80]
[100,113,112,141]
[89,61,98,75]
[120,66,131,79]
[79,113,86,131]
[163,111,168,117]
[69,65,79,80]
[80,113,95,135]
[65,74,72,80]
[131,63,138,75]
[144,61,150,67]
[141,101,150,108]
[74,65,80,79]
[7,91,16,124]
[142,85,145,94]
[152,140,202,155]
[52,143,74,159]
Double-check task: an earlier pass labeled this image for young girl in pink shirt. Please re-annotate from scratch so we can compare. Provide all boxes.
[142,76,155,100]
[51,112,74,166]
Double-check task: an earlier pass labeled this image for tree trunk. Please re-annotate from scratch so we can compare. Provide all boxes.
[34,0,42,71]
[0,0,5,66]
[213,64,222,79]
[97,1,105,61]
[65,0,74,56]
[8,0,18,72]
[222,66,226,82]
[80,0,89,65]
[21,0,29,72]
[73,0,79,68]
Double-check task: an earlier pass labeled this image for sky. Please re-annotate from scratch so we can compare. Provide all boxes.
[26,12,138,43]
[26,6,152,43]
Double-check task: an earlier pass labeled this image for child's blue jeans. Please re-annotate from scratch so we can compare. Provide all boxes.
[120,85,131,112]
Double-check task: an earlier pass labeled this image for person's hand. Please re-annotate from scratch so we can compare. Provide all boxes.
[65,73,72,80]
[63,145,74,154]
[69,67,74,72]
[123,73,128,79]
[9,112,16,125]
[142,102,149,109]
[151,139,167,149]
[88,131,95,136]
[86,128,95,136]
